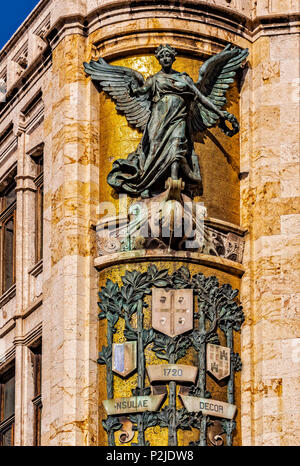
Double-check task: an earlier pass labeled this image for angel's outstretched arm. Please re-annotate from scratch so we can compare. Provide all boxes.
[188,44,248,136]
[193,85,225,119]
[184,76,225,119]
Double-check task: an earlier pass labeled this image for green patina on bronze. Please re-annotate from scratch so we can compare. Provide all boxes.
[84,44,248,199]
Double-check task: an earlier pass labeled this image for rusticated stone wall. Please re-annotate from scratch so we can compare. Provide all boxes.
[240,34,300,445]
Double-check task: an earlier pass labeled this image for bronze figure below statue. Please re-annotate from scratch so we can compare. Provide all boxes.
[84,44,248,199]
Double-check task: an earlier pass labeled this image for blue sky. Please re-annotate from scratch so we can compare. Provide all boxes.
[0,0,40,50]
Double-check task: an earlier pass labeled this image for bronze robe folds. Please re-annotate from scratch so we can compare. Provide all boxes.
[107,71,199,197]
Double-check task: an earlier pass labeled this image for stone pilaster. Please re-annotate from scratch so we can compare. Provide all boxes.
[41,33,99,446]
[240,31,300,446]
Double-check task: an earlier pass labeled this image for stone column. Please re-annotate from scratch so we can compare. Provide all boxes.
[20,346,35,446]
[13,111,41,445]
[13,119,25,446]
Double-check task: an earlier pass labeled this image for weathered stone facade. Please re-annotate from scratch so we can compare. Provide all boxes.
[0,0,299,446]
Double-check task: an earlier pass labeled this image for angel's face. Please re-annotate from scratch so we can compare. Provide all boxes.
[158,50,175,68]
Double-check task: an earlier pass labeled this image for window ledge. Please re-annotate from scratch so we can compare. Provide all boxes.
[0,414,14,432]
[28,259,43,277]
[0,284,16,308]
[32,394,42,408]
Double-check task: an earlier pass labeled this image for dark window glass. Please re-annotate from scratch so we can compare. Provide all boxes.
[32,343,42,446]
[5,186,16,209]
[3,375,15,420]
[35,405,42,446]
[0,367,15,446]
[0,181,16,294]
[34,352,41,398]
[40,184,43,260]
[1,425,14,446]
[33,153,43,264]
[36,157,43,176]
[36,182,43,262]
[4,217,14,291]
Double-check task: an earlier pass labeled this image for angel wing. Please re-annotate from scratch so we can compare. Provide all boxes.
[189,44,249,136]
[84,58,151,131]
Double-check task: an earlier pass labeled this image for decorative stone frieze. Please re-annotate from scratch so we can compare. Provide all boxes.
[96,215,246,264]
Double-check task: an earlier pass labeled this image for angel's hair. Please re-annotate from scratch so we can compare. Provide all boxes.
[155,44,177,60]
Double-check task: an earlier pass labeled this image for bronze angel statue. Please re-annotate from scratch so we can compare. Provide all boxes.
[84,44,248,199]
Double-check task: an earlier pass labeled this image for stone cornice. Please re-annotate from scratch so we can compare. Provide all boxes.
[46,14,87,50]
[14,321,42,346]
[0,133,18,164]
[0,161,17,190]
[0,0,51,62]
[0,1,299,62]
[0,284,16,309]
[45,1,300,50]
[86,0,250,37]
[0,201,16,222]
[0,414,15,431]
[0,1,298,125]
[0,342,15,365]
[41,4,300,67]
[94,250,245,277]
[26,142,44,157]
[251,12,300,37]
[28,260,43,278]
[0,49,51,128]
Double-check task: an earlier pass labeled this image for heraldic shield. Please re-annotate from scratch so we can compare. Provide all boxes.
[152,288,193,337]
[206,343,231,381]
[112,341,137,377]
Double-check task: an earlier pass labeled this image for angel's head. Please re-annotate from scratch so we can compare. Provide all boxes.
[155,44,177,69]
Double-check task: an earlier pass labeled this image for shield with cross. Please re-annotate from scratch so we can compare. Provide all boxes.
[152,288,193,337]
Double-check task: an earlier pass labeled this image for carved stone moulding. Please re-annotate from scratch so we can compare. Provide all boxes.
[94,249,244,278]
[87,0,254,58]
[95,214,246,264]
[96,215,128,255]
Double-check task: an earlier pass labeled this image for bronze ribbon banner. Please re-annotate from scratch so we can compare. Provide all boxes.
[103,394,166,415]
[180,395,237,420]
[147,364,198,384]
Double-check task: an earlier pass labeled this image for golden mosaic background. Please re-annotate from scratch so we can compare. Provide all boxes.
[98,54,240,225]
